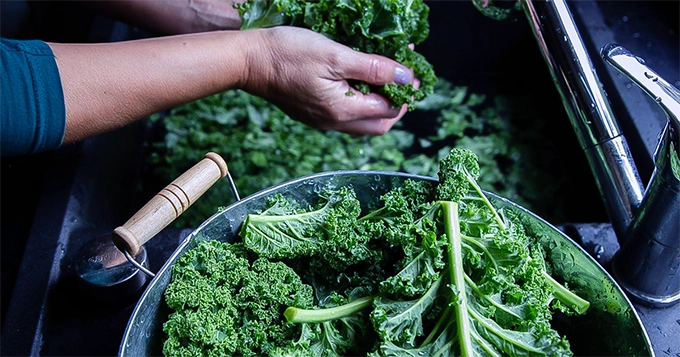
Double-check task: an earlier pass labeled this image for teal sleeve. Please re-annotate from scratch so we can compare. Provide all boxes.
[1,38,66,156]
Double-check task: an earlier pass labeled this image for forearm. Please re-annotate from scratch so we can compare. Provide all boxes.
[84,0,244,35]
[49,30,258,143]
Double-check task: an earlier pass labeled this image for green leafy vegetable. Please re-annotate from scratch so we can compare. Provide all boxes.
[671,145,680,180]
[163,241,314,357]
[162,148,589,357]
[240,186,381,271]
[235,0,437,109]
[366,149,588,357]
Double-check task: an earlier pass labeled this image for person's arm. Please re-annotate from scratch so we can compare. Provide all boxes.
[84,0,245,35]
[48,26,413,144]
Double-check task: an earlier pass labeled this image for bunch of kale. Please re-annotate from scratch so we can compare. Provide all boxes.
[162,148,589,357]
[235,0,437,109]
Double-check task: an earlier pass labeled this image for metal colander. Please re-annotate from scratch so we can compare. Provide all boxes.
[118,171,653,357]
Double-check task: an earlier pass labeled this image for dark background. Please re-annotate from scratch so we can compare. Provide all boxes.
[2,1,678,356]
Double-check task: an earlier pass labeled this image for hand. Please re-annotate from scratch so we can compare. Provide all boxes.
[242,27,415,135]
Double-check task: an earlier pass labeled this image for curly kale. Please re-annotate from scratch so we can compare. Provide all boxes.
[162,241,314,357]
[240,186,381,271]
[235,0,436,110]
[162,149,589,357]
[368,149,589,357]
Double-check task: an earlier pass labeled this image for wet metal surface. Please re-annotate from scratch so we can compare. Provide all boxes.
[562,223,680,356]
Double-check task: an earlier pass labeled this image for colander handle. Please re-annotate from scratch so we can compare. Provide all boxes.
[112,152,229,255]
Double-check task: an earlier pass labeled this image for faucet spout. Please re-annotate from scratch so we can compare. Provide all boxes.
[602,44,680,156]
[520,0,644,239]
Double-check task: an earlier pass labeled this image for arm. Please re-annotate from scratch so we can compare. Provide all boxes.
[84,0,245,35]
[49,27,414,144]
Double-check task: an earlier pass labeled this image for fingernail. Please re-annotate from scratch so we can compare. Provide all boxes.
[394,66,412,85]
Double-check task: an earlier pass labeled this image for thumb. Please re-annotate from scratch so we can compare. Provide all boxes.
[342,52,413,86]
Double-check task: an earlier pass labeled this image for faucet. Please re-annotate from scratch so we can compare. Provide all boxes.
[520,0,680,307]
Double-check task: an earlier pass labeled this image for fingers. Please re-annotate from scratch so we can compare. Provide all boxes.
[341,52,413,86]
[339,91,401,120]
[256,28,416,135]
[318,48,419,135]
[325,72,419,136]
[318,90,408,135]
[327,107,407,136]
[333,117,402,136]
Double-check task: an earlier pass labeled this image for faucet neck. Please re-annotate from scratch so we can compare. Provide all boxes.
[520,0,645,238]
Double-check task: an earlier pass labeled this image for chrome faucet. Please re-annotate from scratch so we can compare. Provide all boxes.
[520,0,680,307]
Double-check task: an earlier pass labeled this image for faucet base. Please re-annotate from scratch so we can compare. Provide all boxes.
[613,274,680,308]
[611,254,680,308]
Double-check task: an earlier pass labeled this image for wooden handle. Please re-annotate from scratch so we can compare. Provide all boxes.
[112,152,228,255]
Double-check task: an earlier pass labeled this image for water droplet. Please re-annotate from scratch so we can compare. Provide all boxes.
[563,35,568,42]
[594,244,605,259]
[374,175,381,182]
[622,15,629,22]
[634,32,641,38]
[655,96,662,103]
[647,41,653,47]
[644,72,655,79]
[626,83,632,89]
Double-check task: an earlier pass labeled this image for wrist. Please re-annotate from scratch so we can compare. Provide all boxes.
[238,28,275,95]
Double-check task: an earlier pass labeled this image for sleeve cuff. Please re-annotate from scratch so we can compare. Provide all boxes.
[1,39,66,156]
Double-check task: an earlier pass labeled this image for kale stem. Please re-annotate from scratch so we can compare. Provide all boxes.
[442,201,474,357]
[464,275,523,321]
[284,296,375,323]
[541,271,590,314]
[464,174,506,230]
[357,206,386,222]
[461,235,498,271]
